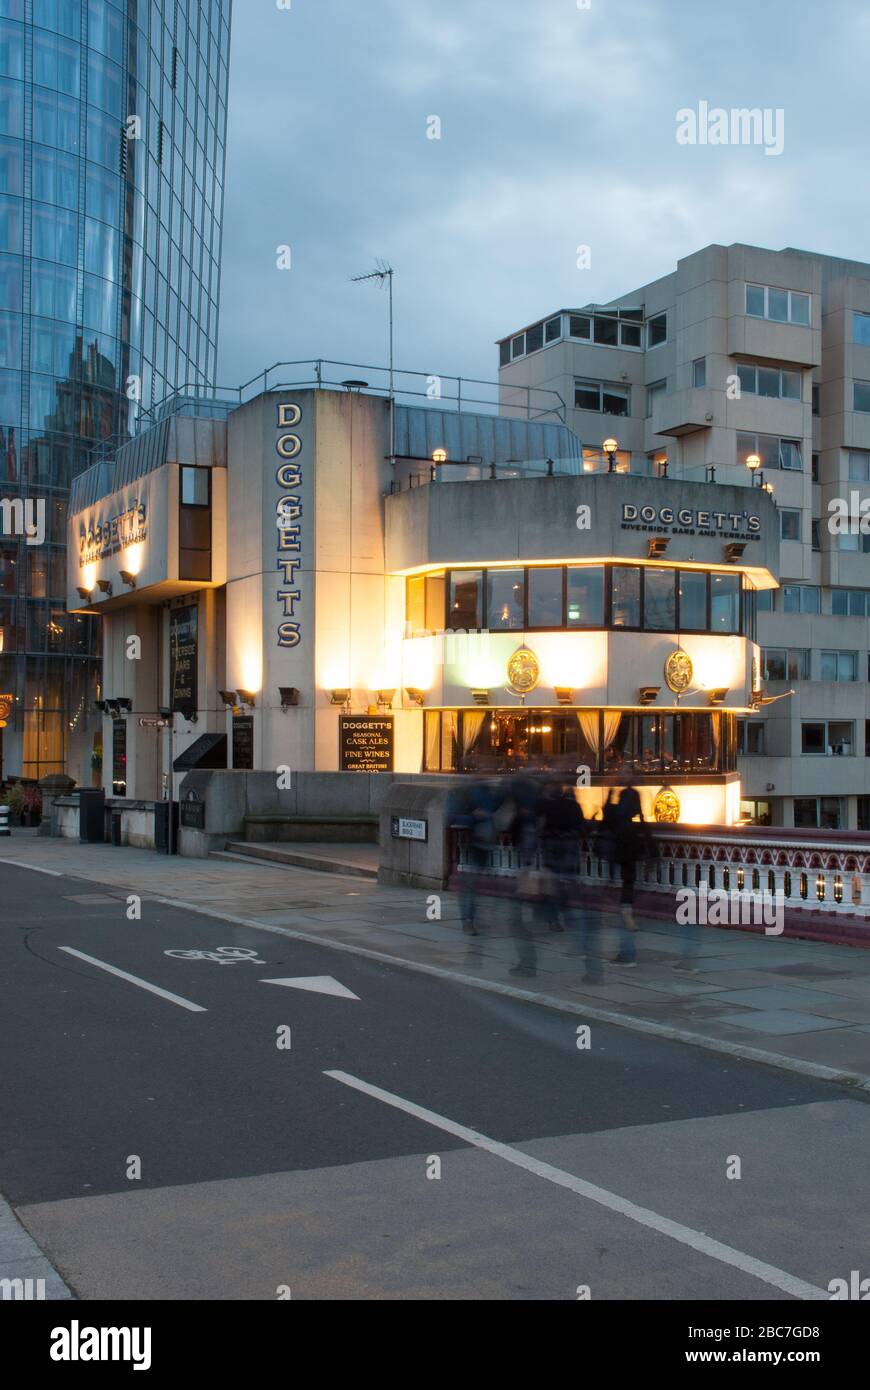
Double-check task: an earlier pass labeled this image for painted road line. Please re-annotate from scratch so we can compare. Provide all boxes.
[59,948,207,1013]
[325,1069,829,1301]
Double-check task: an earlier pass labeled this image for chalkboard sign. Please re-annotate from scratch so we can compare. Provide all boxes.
[181,793,205,830]
[170,606,198,714]
[112,719,127,796]
[339,715,394,772]
[232,714,254,770]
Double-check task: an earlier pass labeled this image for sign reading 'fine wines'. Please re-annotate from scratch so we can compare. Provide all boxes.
[275,402,303,649]
[339,716,394,772]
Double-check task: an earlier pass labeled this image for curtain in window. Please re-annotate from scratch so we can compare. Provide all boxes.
[578,712,599,754]
[711,712,721,769]
[461,711,486,756]
[424,711,440,771]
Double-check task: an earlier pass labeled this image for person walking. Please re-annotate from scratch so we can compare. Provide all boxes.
[610,774,652,967]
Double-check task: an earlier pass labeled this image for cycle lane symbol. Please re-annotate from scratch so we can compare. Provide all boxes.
[164,947,267,966]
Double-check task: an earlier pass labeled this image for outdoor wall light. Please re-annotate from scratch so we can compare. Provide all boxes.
[116,698,132,712]
[471,689,490,705]
[119,570,137,588]
[405,687,426,706]
[376,689,396,708]
[279,687,300,709]
[237,689,257,708]
[96,579,113,595]
[707,688,729,705]
[77,586,92,601]
[554,687,574,705]
[724,542,745,563]
[647,537,669,559]
[104,700,120,717]
[639,686,661,705]
[602,437,619,472]
[95,699,107,712]
[330,689,351,705]
[219,690,238,708]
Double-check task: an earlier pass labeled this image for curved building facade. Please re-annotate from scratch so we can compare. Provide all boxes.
[0,0,231,781]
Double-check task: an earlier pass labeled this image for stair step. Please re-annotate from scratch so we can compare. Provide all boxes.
[213,842,378,879]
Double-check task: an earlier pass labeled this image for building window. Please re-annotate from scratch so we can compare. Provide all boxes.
[854,312,870,346]
[692,357,706,388]
[643,567,676,631]
[499,340,510,367]
[794,797,844,830]
[812,452,819,481]
[487,569,524,630]
[745,284,811,325]
[781,585,819,613]
[447,570,482,630]
[678,572,706,631]
[574,379,630,415]
[709,573,740,634]
[566,566,604,627]
[737,720,765,755]
[610,566,641,628]
[854,381,870,413]
[820,650,858,682]
[801,721,854,756]
[646,380,666,417]
[812,383,820,415]
[178,466,211,582]
[527,567,563,628]
[568,314,591,340]
[848,451,870,481]
[737,432,802,472]
[544,315,562,343]
[406,572,446,634]
[646,312,667,348]
[736,362,802,400]
[780,509,801,542]
[756,589,774,612]
[511,334,525,360]
[740,798,772,826]
[859,796,870,832]
[764,648,809,681]
[830,589,868,617]
[812,518,821,552]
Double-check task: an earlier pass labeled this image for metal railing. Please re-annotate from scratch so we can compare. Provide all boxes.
[138,360,567,430]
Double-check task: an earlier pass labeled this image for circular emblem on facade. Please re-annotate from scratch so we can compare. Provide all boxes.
[507,647,540,694]
[664,648,693,694]
[653,787,681,824]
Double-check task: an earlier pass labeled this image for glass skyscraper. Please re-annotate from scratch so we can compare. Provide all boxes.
[0,0,231,782]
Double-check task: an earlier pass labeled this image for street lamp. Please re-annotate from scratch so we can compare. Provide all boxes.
[745,452,762,488]
[602,437,619,473]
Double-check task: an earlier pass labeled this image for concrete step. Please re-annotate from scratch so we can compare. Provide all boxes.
[213,841,379,879]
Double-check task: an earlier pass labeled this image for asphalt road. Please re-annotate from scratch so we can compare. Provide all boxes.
[1,860,868,1301]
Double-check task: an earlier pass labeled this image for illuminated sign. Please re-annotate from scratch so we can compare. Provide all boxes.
[340,716,394,772]
[79,496,147,565]
[275,402,303,649]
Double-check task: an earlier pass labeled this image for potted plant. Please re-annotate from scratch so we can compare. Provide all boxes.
[22,784,42,827]
[5,782,24,826]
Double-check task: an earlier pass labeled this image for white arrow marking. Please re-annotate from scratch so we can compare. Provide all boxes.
[259,975,359,1000]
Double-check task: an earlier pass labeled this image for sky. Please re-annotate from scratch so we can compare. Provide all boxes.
[216,0,870,396]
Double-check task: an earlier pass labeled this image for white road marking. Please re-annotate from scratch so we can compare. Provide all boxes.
[59,948,207,1013]
[325,1069,829,1301]
[261,975,359,999]
[0,859,63,877]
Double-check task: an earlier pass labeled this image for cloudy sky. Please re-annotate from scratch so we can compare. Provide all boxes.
[216,0,869,395]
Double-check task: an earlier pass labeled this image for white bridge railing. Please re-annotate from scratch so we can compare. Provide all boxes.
[453,827,870,917]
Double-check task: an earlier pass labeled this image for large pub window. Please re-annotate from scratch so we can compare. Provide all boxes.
[179,466,212,582]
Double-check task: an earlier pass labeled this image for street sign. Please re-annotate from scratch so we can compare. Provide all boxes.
[391,815,427,842]
[138,717,169,728]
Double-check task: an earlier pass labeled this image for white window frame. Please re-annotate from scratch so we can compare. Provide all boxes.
[574,379,631,416]
[745,283,811,326]
[854,381,870,413]
[737,431,802,472]
[645,379,666,417]
[692,357,706,388]
[646,312,667,349]
[780,508,802,542]
[853,312,870,346]
[820,650,858,682]
[801,721,854,756]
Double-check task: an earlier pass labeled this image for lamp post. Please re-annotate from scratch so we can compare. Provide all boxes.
[602,437,619,473]
[746,452,762,488]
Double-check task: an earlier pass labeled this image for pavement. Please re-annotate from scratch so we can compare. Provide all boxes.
[2,846,870,1301]
[3,833,870,1089]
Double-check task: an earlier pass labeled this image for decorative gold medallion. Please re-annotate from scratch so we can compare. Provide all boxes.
[653,787,681,823]
[664,648,693,694]
[506,647,540,695]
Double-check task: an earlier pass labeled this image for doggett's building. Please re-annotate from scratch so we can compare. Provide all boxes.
[66,369,780,827]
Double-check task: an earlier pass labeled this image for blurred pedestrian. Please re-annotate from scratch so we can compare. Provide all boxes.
[609,774,652,967]
[448,778,497,936]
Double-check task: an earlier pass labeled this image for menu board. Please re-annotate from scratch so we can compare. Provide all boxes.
[232,714,254,770]
[339,716,394,772]
[112,719,127,795]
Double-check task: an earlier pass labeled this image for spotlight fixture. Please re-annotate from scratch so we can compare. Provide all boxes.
[279,686,300,709]
[219,690,238,708]
[639,686,661,705]
[96,579,113,596]
[95,699,107,713]
[647,537,669,559]
[116,698,132,712]
[119,570,137,588]
[329,689,351,706]
[471,689,490,705]
[376,689,396,709]
[724,542,746,563]
[77,586,92,601]
[404,687,426,706]
[707,687,729,705]
[104,699,119,717]
[554,687,574,705]
[236,689,257,708]
[158,706,173,720]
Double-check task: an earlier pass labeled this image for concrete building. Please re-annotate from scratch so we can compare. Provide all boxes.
[498,243,870,831]
[66,367,780,844]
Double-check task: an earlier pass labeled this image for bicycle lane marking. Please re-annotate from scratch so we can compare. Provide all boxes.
[325,1069,830,1302]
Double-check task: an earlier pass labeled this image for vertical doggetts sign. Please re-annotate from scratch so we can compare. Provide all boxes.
[169,606,198,714]
[276,403,303,649]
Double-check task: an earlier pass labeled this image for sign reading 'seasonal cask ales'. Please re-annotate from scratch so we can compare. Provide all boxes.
[339,716,394,772]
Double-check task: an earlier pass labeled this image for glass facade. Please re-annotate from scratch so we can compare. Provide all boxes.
[0,0,231,780]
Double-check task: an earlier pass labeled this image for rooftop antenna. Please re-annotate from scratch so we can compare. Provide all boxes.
[351,260,395,459]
